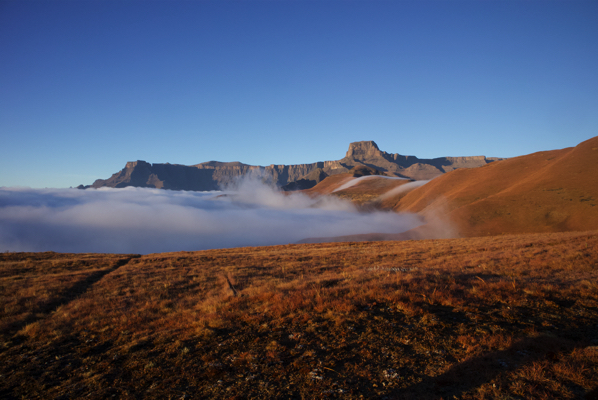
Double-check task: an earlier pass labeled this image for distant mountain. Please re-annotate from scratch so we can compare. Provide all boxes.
[81,141,502,191]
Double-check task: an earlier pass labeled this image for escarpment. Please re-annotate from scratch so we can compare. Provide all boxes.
[82,141,503,191]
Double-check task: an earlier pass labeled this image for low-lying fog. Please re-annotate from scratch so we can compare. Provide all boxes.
[0,178,424,254]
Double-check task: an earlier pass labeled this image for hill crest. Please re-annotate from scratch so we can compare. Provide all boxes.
[389,136,598,237]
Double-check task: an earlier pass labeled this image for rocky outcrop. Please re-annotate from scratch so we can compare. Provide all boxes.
[335,141,502,180]
[90,161,223,191]
[350,165,383,177]
[281,168,329,191]
[83,141,503,191]
[264,163,327,187]
[345,141,385,159]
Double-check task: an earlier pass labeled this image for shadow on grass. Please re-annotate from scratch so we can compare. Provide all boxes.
[3,255,139,341]
[396,323,598,399]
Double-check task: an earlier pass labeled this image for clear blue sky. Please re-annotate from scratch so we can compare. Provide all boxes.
[1,0,597,188]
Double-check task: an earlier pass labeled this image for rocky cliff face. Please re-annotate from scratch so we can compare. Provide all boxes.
[335,141,500,179]
[90,161,223,191]
[345,141,385,159]
[83,141,503,191]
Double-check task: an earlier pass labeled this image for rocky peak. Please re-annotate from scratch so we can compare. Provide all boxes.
[345,141,383,159]
[126,160,150,167]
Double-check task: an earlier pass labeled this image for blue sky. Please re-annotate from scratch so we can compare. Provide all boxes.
[1,0,597,188]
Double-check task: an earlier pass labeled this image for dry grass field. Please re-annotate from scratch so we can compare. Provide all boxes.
[1,230,597,399]
[388,136,598,237]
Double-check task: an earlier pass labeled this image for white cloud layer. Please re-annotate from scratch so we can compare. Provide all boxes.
[0,179,423,254]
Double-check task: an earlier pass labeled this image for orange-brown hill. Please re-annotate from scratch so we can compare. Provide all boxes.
[388,136,598,237]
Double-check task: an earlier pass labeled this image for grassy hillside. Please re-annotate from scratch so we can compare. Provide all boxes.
[304,173,413,207]
[388,136,598,237]
[2,231,598,399]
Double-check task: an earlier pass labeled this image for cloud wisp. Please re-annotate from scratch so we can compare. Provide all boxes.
[332,175,408,193]
[0,179,424,254]
[378,180,431,200]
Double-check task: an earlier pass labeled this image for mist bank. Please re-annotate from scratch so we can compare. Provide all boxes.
[0,180,424,254]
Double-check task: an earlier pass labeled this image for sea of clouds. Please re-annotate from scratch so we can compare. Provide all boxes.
[0,178,424,254]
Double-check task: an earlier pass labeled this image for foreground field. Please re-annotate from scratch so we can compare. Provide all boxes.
[1,231,598,399]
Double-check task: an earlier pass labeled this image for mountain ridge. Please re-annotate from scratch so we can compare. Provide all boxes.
[81,141,503,191]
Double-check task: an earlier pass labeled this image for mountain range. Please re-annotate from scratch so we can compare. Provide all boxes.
[80,141,501,191]
[301,135,598,240]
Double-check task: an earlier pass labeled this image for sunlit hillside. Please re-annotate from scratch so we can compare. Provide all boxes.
[387,136,598,237]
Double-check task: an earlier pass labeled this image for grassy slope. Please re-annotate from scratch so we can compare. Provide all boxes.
[390,136,598,237]
[304,173,413,207]
[1,231,598,399]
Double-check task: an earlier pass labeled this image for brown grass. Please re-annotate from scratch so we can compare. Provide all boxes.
[388,136,598,237]
[0,252,136,343]
[1,231,597,399]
